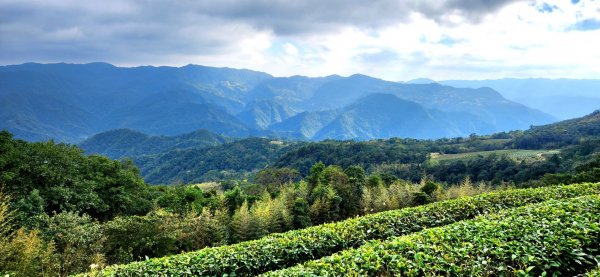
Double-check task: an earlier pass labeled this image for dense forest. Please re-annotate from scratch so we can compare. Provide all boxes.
[2,111,600,276]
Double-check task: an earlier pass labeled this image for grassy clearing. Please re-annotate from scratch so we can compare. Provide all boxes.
[191,182,222,192]
[430,149,560,163]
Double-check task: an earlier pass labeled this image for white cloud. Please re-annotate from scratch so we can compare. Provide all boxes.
[0,0,599,80]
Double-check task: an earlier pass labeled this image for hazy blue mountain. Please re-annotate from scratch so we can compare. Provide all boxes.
[301,75,554,134]
[390,84,554,132]
[0,63,272,141]
[270,110,340,139]
[306,74,392,110]
[312,94,445,140]
[104,88,252,137]
[303,75,554,129]
[243,75,341,109]
[79,129,232,159]
[310,94,495,140]
[405,78,437,84]
[236,100,298,129]
[0,92,96,142]
[0,62,559,142]
[439,78,600,119]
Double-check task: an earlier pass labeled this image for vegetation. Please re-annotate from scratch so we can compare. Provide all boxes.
[79,129,232,160]
[0,131,513,276]
[134,138,305,184]
[587,267,600,277]
[98,111,600,187]
[266,195,600,276]
[2,110,600,276]
[86,183,600,276]
[429,149,559,163]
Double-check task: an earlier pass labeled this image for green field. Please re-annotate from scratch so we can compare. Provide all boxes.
[430,149,560,163]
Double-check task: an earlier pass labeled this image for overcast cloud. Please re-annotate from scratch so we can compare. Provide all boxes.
[0,0,599,80]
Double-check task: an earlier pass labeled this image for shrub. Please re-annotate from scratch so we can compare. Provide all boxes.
[266,195,600,276]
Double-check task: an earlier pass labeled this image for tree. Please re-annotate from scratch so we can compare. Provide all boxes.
[306,162,326,195]
[254,168,299,193]
[290,197,311,229]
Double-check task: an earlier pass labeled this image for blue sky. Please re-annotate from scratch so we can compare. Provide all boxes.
[0,0,599,80]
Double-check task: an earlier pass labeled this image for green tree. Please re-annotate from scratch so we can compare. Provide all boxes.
[290,197,311,229]
[38,212,105,276]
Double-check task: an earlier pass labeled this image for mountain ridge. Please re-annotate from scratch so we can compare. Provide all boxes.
[1,62,556,142]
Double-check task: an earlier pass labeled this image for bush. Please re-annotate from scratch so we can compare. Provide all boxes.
[0,191,59,277]
[87,183,600,276]
[38,212,105,276]
[266,195,600,276]
[0,229,59,277]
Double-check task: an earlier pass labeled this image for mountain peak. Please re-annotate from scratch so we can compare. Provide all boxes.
[405,78,437,84]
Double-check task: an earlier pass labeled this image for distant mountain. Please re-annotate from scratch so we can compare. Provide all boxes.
[275,94,495,141]
[270,110,340,139]
[0,63,272,142]
[0,63,557,142]
[301,75,553,132]
[236,100,298,129]
[439,78,600,120]
[243,75,341,109]
[79,129,232,159]
[405,78,437,84]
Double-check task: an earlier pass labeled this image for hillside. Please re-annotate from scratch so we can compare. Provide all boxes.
[3,127,600,276]
[79,129,233,159]
[514,109,600,149]
[133,138,306,184]
[0,63,555,142]
[100,110,600,184]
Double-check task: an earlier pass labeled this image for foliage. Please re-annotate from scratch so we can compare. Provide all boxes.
[0,228,59,277]
[87,183,600,276]
[0,131,153,222]
[513,110,600,149]
[586,267,600,277]
[254,167,299,191]
[134,138,305,184]
[79,129,232,160]
[267,195,600,276]
[152,185,219,215]
[38,212,105,276]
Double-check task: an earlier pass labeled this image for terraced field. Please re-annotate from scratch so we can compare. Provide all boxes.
[83,183,600,276]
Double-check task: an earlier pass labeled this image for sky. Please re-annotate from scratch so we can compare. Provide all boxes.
[1,0,599,81]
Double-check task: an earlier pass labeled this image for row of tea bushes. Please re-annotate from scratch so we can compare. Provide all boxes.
[265,195,600,276]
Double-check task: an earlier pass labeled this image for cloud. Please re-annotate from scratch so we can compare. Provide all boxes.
[198,0,525,34]
[0,0,599,80]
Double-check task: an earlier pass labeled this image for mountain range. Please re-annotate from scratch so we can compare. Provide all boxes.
[439,78,600,120]
[0,63,557,142]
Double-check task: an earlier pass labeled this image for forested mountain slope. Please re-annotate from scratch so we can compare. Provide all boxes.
[1,63,554,142]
